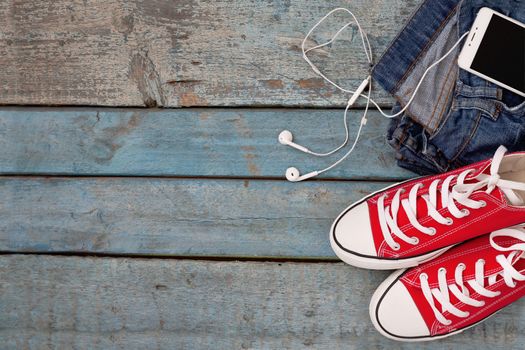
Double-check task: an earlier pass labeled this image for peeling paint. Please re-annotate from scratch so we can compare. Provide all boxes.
[180,92,206,106]
[260,79,284,89]
[129,51,165,107]
[241,146,260,176]
[297,78,325,89]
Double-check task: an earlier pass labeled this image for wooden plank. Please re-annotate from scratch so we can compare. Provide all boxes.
[0,108,412,180]
[1,255,524,349]
[0,0,420,107]
[0,176,388,259]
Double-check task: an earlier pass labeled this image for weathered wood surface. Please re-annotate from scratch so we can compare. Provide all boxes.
[0,176,388,259]
[0,108,412,180]
[5,1,511,348]
[0,0,420,107]
[1,255,524,350]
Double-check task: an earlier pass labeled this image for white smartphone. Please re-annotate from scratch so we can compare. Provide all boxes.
[458,7,525,97]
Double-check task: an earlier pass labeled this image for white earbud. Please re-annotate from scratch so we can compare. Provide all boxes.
[285,167,319,182]
[279,77,370,160]
[278,130,311,154]
[280,7,470,183]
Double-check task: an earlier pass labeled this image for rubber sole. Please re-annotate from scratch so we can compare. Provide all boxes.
[329,184,451,270]
[329,227,450,269]
[369,269,500,342]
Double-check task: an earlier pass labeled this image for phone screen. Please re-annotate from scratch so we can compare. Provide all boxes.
[471,13,525,93]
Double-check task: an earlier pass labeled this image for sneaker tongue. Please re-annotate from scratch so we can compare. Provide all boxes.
[500,188,525,206]
[477,167,525,206]
[484,181,525,206]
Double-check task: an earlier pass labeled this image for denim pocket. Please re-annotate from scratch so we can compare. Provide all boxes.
[452,81,503,120]
[439,81,525,166]
[455,107,525,166]
[428,101,486,167]
[428,80,502,161]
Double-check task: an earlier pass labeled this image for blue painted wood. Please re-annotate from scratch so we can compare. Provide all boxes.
[0,108,413,180]
[0,176,388,259]
[4,0,514,347]
[1,255,524,349]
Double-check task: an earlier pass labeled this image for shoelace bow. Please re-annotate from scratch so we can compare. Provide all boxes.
[378,146,525,250]
[420,227,525,325]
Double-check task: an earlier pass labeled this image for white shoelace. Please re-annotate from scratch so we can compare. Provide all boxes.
[377,146,525,250]
[420,227,525,325]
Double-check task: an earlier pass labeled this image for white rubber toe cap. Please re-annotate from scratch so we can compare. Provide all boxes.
[332,202,377,257]
[372,278,430,339]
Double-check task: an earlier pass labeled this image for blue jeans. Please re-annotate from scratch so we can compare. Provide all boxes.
[372,0,525,175]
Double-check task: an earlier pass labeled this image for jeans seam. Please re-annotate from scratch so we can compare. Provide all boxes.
[390,98,411,151]
[450,110,482,163]
[430,98,458,142]
[435,69,458,131]
[393,3,462,93]
[426,63,458,133]
[398,139,448,173]
[455,104,499,121]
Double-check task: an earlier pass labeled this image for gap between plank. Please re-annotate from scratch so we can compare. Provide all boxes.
[0,104,394,111]
[0,251,340,264]
[0,174,405,183]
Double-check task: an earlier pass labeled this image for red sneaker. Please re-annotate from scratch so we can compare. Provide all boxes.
[369,227,525,341]
[330,146,525,269]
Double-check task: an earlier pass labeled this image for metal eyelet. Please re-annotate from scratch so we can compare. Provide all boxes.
[458,263,466,270]
[478,259,486,264]
[411,237,419,245]
[439,267,447,273]
[420,273,428,280]
[479,200,487,208]
[479,300,486,306]
[445,218,454,226]
[428,227,437,235]
[461,209,470,216]
[392,243,401,251]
